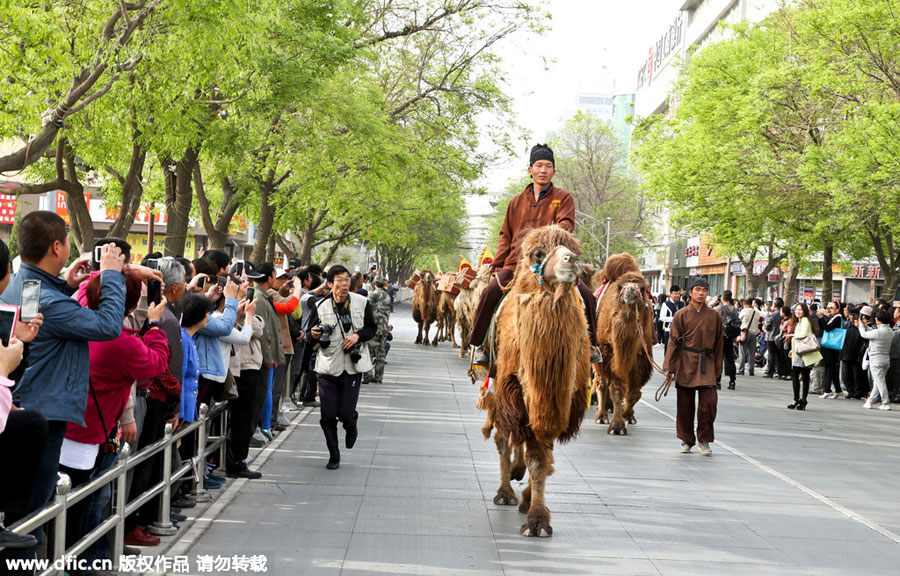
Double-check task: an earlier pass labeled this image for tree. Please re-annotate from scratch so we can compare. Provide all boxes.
[551,112,650,265]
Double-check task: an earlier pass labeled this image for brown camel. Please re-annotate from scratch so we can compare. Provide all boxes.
[436,290,459,347]
[594,253,653,435]
[491,225,591,538]
[455,263,492,359]
[411,270,439,346]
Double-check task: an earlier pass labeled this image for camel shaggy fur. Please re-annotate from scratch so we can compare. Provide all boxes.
[412,270,440,346]
[436,290,459,348]
[593,253,653,435]
[455,264,492,359]
[490,225,591,538]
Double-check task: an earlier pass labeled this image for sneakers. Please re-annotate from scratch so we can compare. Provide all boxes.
[820,392,831,399]
[277,413,290,428]
[124,526,160,546]
[879,403,892,411]
[829,392,841,399]
[0,525,38,548]
[302,400,321,408]
[248,436,265,448]
[679,443,692,454]
[863,401,873,409]
[698,442,712,456]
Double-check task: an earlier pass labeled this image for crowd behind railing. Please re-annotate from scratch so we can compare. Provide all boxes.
[0,210,394,576]
[654,285,900,409]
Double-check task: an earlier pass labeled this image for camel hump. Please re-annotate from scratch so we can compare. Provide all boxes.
[600,253,641,284]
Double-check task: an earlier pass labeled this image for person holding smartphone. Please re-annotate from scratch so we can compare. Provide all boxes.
[0,237,46,550]
[0,212,125,561]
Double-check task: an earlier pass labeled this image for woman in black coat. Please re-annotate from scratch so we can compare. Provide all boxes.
[819,302,844,398]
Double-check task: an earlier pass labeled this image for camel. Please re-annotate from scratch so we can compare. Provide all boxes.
[436,290,459,348]
[411,270,439,346]
[594,253,653,435]
[490,225,591,538]
[455,263,492,359]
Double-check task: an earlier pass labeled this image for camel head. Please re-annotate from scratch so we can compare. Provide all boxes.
[420,270,436,286]
[615,273,646,306]
[518,225,583,293]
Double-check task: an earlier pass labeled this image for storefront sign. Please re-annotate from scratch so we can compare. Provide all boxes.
[55,190,92,225]
[850,264,882,279]
[636,13,684,90]
[0,190,16,225]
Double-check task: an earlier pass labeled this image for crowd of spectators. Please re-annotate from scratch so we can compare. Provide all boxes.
[0,210,393,575]
[653,287,900,410]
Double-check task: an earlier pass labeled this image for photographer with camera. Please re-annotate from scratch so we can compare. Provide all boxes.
[308,265,377,470]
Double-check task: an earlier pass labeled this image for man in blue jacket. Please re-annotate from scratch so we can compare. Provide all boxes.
[0,210,126,554]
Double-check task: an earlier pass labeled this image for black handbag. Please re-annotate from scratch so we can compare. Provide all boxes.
[90,383,123,454]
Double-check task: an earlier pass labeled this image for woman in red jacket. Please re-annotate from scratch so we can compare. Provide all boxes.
[59,269,169,569]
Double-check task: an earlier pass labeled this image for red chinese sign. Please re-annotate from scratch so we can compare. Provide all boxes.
[850,264,882,280]
[55,190,91,225]
[0,186,17,225]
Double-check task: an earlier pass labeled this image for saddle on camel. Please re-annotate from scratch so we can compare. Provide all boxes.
[480,225,592,538]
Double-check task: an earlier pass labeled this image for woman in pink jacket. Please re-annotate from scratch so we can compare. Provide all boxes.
[59,269,170,568]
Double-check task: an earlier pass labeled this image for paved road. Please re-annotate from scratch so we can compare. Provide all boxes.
[163,304,900,575]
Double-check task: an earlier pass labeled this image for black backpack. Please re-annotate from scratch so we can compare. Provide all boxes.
[722,305,742,339]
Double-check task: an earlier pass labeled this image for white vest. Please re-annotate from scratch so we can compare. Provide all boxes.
[314,292,373,376]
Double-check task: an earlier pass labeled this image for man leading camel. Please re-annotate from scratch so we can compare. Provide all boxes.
[663,276,723,456]
[469,144,599,367]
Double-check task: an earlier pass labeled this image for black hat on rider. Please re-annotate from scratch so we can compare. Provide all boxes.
[530,144,554,166]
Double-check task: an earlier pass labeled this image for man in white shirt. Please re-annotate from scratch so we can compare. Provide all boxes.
[738,299,761,377]
[658,285,684,354]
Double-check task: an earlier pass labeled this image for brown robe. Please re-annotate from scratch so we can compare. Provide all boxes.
[493,184,576,272]
[663,303,724,388]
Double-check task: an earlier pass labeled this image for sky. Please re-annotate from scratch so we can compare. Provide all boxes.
[465,0,676,255]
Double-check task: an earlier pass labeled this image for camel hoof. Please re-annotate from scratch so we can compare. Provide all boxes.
[415,338,422,344]
[453,343,460,349]
[432,340,438,347]
[627,416,637,425]
[521,522,553,538]
[494,491,518,506]
[607,424,627,435]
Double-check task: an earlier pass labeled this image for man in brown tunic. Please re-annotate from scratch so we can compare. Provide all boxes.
[662,276,723,456]
[469,144,598,366]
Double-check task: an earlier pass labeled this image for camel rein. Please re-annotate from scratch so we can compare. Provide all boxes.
[632,302,673,402]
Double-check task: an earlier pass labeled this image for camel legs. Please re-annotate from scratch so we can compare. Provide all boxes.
[492,430,518,506]
[607,380,628,435]
[415,320,423,344]
[448,316,459,348]
[593,374,611,425]
[428,320,439,346]
[623,386,643,426]
[510,443,526,481]
[519,440,554,538]
[458,318,470,358]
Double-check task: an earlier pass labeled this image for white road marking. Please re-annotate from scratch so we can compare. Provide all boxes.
[640,399,900,545]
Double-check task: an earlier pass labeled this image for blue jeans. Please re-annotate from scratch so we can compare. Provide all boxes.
[261,365,274,430]
[81,449,119,562]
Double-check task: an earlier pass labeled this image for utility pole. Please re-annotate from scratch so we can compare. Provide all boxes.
[605,215,611,263]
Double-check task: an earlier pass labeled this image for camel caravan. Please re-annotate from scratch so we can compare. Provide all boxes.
[405,226,657,538]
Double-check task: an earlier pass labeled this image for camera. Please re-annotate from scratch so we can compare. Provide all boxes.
[349,343,362,364]
[317,324,334,348]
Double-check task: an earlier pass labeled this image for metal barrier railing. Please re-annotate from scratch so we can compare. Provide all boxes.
[4,401,229,576]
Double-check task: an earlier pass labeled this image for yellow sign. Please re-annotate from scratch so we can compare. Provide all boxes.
[126,234,196,264]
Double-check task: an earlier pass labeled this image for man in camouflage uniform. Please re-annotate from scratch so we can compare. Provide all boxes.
[364,277,391,383]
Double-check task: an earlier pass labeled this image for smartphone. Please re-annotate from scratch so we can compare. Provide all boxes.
[0,304,18,347]
[20,279,40,322]
[234,261,244,277]
[146,258,159,270]
[217,276,227,289]
[93,245,103,265]
[197,276,206,290]
[246,287,255,301]
[147,279,162,306]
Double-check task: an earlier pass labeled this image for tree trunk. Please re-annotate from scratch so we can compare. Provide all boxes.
[63,146,93,254]
[822,241,834,304]
[867,222,900,302]
[250,180,274,264]
[321,240,342,267]
[784,260,800,306]
[163,147,200,257]
[106,140,146,240]
[265,235,276,262]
